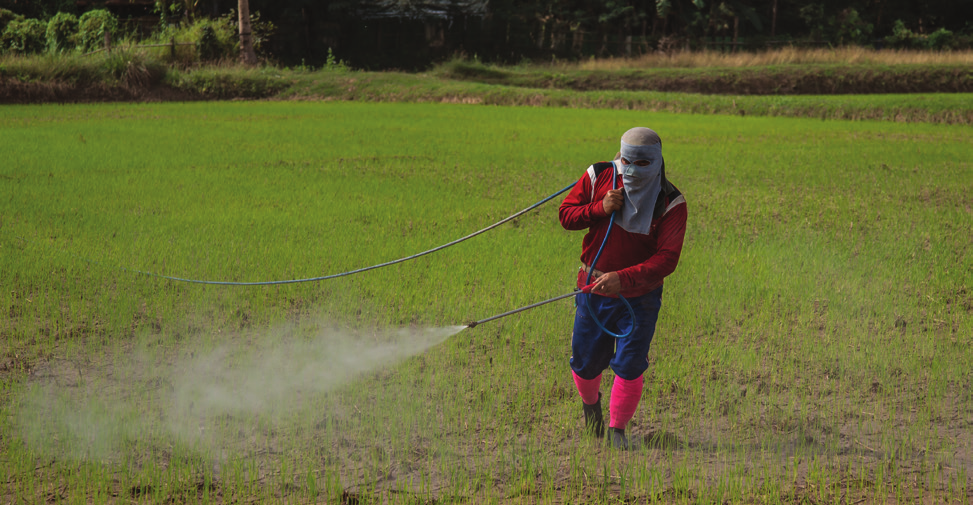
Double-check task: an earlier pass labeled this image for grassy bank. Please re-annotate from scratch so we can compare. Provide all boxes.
[279,70,973,124]
[0,52,290,101]
[1,102,971,504]
[2,50,973,124]
[434,59,973,95]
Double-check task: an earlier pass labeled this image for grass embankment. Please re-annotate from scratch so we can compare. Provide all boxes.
[435,59,973,95]
[282,70,973,124]
[2,49,973,124]
[1,102,971,504]
[0,52,289,101]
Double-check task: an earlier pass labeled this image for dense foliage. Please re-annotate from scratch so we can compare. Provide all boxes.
[44,11,77,53]
[0,8,258,63]
[1,17,45,53]
[77,9,118,53]
[0,0,970,67]
[0,7,23,33]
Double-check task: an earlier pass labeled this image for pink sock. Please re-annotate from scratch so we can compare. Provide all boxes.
[571,371,602,405]
[609,375,644,429]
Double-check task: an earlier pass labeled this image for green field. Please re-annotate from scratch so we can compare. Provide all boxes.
[1,101,971,504]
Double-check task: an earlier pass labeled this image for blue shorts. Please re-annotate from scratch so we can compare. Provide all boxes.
[570,286,663,381]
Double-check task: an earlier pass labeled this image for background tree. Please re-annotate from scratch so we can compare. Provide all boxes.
[1,0,970,64]
[238,0,257,64]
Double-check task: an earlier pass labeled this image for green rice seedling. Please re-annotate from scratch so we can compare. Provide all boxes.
[0,101,971,504]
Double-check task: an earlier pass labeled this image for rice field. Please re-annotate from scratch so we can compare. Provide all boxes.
[0,101,971,504]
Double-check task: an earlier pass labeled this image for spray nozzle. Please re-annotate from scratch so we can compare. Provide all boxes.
[580,283,597,294]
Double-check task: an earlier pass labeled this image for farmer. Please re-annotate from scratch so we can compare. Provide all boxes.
[558,127,687,449]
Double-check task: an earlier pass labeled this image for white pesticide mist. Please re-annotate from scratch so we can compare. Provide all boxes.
[15,321,467,462]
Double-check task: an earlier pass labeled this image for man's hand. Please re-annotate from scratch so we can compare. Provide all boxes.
[591,272,621,296]
[602,189,624,215]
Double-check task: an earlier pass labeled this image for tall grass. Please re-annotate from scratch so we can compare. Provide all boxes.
[1,50,291,96]
[0,50,166,86]
[0,102,970,504]
[570,46,973,70]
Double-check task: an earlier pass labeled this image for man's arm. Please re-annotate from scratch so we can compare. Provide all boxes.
[616,202,688,293]
[559,170,615,231]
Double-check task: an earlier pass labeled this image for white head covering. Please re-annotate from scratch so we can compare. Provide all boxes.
[613,127,664,235]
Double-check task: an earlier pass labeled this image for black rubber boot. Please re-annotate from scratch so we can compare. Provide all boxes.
[582,393,604,438]
[607,427,632,450]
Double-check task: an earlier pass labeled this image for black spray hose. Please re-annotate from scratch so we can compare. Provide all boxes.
[4,183,575,286]
[144,182,575,285]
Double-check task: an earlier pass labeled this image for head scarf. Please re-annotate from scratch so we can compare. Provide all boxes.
[613,127,664,235]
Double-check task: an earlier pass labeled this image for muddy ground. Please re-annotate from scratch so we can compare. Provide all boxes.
[6,348,970,504]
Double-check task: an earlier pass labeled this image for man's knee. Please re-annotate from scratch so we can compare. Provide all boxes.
[610,358,649,381]
[571,354,612,380]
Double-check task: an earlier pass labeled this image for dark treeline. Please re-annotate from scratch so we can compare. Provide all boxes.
[2,0,971,69]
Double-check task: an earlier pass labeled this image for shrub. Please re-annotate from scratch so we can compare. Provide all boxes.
[2,18,46,54]
[926,28,954,50]
[100,50,167,87]
[243,10,276,55]
[217,9,276,55]
[146,11,274,64]
[195,24,223,61]
[833,8,872,46]
[46,12,79,54]
[323,48,349,72]
[885,21,956,50]
[884,20,916,49]
[78,9,118,53]
[953,32,973,51]
[0,8,24,35]
[798,4,826,41]
[154,17,235,64]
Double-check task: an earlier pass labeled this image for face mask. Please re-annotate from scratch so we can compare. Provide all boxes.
[612,141,665,235]
[618,142,663,179]
[618,159,656,178]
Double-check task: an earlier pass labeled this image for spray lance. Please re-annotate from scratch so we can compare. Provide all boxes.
[465,283,598,328]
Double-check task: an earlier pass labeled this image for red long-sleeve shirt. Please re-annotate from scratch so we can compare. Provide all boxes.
[559,162,687,298]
